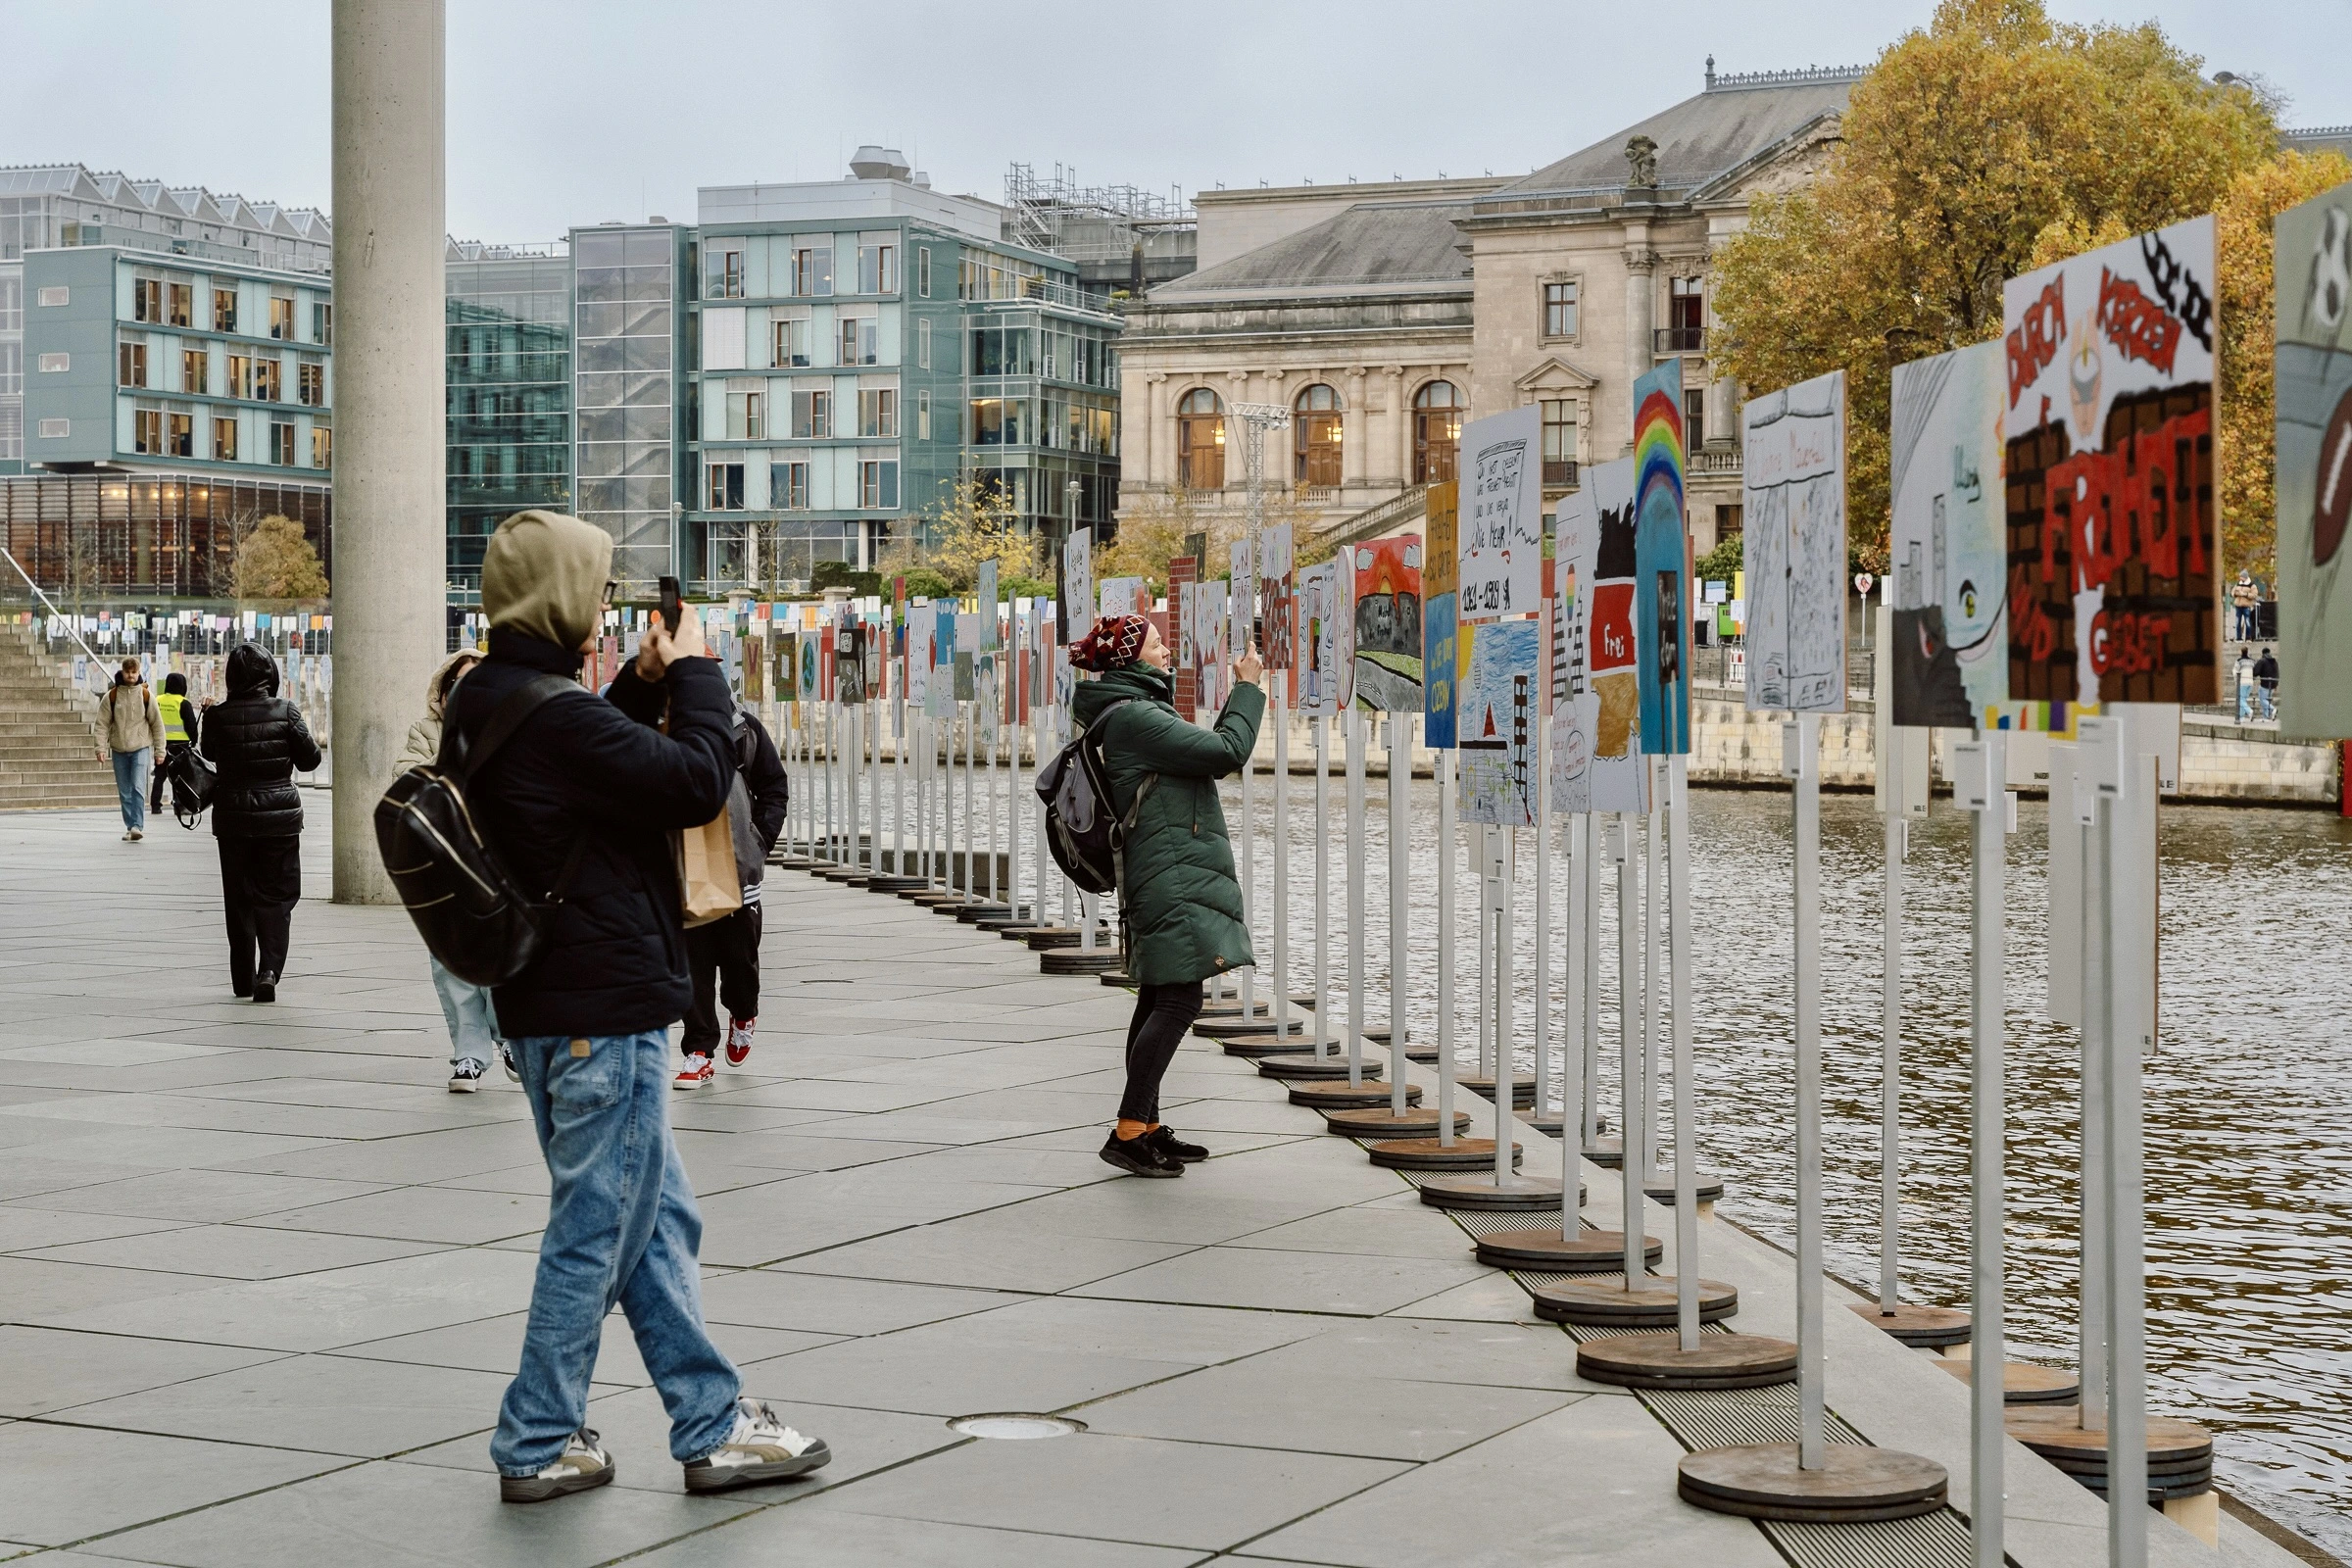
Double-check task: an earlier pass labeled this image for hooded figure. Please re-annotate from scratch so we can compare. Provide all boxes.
[198,643,321,1002]
[398,648,484,771]
[447,511,827,1500]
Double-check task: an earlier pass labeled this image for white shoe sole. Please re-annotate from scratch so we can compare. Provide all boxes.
[448,1078,481,1094]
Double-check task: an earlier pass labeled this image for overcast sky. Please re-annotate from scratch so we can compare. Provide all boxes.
[6,0,2349,242]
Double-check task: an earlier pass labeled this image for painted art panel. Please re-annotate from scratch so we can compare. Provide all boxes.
[1634,360,1690,750]
[1294,558,1349,715]
[1176,578,1199,721]
[976,562,999,646]
[1556,460,1648,811]
[905,611,933,711]
[1456,616,1541,826]
[1058,526,1093,646]
[1229,539,1256,661]
[2003,215,2218,720]
[1099,577,1144,622]
[1350,533,1423,711]
[1459,404,1543,622]
[1888,342,2006,728]
[2276,177,2352,740]
[1741,368,1847,715]
[1423,483,1460,746]
[1259,525,1296,674]
[1199,581,1230,714]
[926,605,956,716]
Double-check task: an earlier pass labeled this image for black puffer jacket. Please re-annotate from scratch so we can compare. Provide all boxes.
[201,645,320,839]
[447,627,736,1038]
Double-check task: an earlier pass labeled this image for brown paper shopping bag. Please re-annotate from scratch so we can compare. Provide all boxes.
[677,810,744,928]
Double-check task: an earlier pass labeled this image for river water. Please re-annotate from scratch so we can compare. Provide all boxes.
[1202,754,2352,1554]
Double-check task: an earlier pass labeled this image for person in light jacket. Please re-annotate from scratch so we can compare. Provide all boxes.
[101,659,166,840]
[397,648,510,1092]
[1066,612,1263,1179]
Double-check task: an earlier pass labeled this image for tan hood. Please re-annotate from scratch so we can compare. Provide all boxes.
[422,648,482,720]
[481,510,612,653]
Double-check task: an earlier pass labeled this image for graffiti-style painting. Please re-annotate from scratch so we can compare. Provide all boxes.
[1633,359,1690,750]
[1889,342,2006,728]
[2277,178,2352,740]
[1555,462,1647,811]
[2003,215,2218,722]
[1294,558,1348,715]
[1259,526,1296,675]
[1423,484,1459,747]
[1350,534,1423,711]
[1456,616,1541,826]
[1459,404,1542,622]
[1199,580,1230,713]
[1741,368,1847,716]
[1058,527,1093,647]
[1229,539,1256,662]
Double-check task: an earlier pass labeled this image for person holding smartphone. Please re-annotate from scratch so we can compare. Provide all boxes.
[446,512,831,1503]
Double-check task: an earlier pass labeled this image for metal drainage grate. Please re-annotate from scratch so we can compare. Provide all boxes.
[946,1413,1086,1440]
[1763,1512,1989,1568]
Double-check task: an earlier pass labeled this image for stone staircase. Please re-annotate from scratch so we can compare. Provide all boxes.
[0,625,122,810]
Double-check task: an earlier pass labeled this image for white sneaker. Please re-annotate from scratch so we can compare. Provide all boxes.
[673,1053,713,1090]
[448,1061,484,1094]
[499,1428,614,1503]
[127,827,142,841]
[681,1396,830,1494]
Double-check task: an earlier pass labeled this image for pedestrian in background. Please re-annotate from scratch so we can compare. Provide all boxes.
[146,671,200,816]
[2256,647,2279,721]
[398,648,512,1092]
[2235,647,2256,723]
[1067,612,1264,1179]
[201,644,319,1003]
[675,704,789,1089]
[2230,570,2258,641]
[101,658,164,841]
[449,510,829,1504]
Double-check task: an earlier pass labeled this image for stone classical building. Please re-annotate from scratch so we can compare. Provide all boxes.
[1116,63,1860,555]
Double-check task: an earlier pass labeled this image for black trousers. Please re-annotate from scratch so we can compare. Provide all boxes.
[682,902,762,1055]
[217,834,301,992]
[1118,981,1204,1124]
[149,741,191,812]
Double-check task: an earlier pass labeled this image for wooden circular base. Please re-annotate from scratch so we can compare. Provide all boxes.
[770,855,818,869]
[1367,1136,1519,1170]
[1093,968,1134,984]
[980,917,1043,933]
[1023,926,1081,949]
[1287,1080,1420,1110]
[1455,1075,1537,1107]
[1845,1301,1972,1348]
[1475,1227,1659,1271]
[1041,952,1123,976]
[1403,1046,1442,1063]
[1936,1358,2080,1404]
[1531,1273,1736,1323]
[1526,1112,1564,1138]
[1678,1442,1948,1523]
[815,866,863,881]
[1358,1027,1410,1046]
[865,874,928,892]
[1417,1173,1559,1211]
[2003,1406,2212,1469]
[952,903,1011,921]
[1200,1015,1312,1039]
[1579,1333,1798,1392]
[1326,1106,1466,1139]
[1584,1137,1624,1169]
[1255,1054,1382,1081]
[1642,1169,1727,1204]
[1218,1034,1311,1057]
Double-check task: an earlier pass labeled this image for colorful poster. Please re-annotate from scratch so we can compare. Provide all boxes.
[1175,577,1199,721]
[837,624,868,705]
[976,562,999,647]
[1058,525,1093,646]
[1740,367,1848,715]
[2003,215,2218,719]
[799,628,819,700]
[1888,342,2006,728]
[1350,533,1423,711]
[1099,576,1144,622]
[1259,525,1295,674]
[776,631,797,705]
[2276,179,2352,739]
[1554,464,1647,811]
[1199,581,1230,713]
[1295,558,1349,715]
[1634,359,1690,751]
[1459,404,1543,622]
[1456,616,1541,825]
[1423,482,1460,746]
[926,604,956,717]
[906,607,933,712]
[1229,538,1256,661]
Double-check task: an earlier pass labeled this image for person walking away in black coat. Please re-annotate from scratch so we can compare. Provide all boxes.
[2255,647,2280,720]
[447,510,830,1504]
[199,644,319,1003]
[148,671,199,814]
[101,659,166,841]
[675,706,789,1088]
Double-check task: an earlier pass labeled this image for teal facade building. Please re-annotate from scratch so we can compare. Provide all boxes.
[446,241,571,599]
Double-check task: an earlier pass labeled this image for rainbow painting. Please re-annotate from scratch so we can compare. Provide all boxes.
[1632,358,1690,754]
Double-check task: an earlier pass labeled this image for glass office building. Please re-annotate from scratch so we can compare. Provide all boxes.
[446,242,571,600]
[568,223,688,593]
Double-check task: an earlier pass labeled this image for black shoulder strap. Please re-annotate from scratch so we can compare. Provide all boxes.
[450,673,576,782]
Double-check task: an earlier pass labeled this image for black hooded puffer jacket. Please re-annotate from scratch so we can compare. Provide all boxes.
[200,644,321,838]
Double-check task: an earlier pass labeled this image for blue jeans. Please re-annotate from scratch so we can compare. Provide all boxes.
[111,749,150,831]
[428,956,503,1070]
[491,1030,741,1475]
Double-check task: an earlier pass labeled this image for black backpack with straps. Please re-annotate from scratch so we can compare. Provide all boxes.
[1034,697,1156,896]
[373,673,586,988]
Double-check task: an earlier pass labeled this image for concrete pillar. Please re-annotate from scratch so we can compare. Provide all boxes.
[1624,226,1656,457]
[330,0,447,904]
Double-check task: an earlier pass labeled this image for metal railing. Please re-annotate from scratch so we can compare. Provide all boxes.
[1543,459,1580,488]
[1653,325,1707,354]
[0,546,102,664]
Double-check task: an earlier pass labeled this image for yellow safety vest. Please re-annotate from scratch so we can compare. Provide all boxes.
[156,691,191,744]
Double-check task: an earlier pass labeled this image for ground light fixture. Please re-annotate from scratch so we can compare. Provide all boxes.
[946,1414,1086,1441]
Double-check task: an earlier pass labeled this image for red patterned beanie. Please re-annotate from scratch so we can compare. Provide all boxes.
[1071,613,1150,672]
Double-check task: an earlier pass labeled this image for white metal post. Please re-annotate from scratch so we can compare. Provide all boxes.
[1347,709,1367,1087]
[1791,712,1825,1470]
[1476,822,1494,1081]
[1493,825,1515,1189]
[1563,809,1589,1243]
[1881,722,1905,1310]
[1670,755,1699,1349]
[1534,723,1553,1125]
[1584,810,1602,1151]
[1615,814,1643,1280]
[1436,750,1457,1147]
[1644,763,1664,1187]
[1240,715,1256,1014]
[1387,712,1408,1113]
[1313,714,1330,1057]
[1272,676,1291,1032]
[2105,750,2155,1568]
[1968,732,2009,1567]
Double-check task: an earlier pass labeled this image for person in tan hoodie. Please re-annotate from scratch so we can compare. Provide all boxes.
[398,649,511,1091]
[101,658,166,841]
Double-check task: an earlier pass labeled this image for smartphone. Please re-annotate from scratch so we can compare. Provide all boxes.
[657,576,682,635]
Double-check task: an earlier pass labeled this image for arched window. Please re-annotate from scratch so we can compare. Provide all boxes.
[1177,387,1225,490]
[1413,380,1461,485]
[1293,383,1344,488]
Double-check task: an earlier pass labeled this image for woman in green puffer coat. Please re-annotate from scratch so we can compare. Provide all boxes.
[1067,612,1264,1179]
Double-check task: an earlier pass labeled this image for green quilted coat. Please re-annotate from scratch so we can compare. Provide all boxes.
[1069,664,1265,987]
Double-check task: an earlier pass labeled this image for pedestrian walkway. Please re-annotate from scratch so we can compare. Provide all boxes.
[0,810,2297,1566]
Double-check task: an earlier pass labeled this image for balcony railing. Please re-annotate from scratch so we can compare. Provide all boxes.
[1297,484,1340,506]
[1653,325,1707,354]
[1690,448,1742,475]
[1542,459,1579,488]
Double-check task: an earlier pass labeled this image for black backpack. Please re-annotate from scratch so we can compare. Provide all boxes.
[1034,698,1156,895]
[373,673,584,988]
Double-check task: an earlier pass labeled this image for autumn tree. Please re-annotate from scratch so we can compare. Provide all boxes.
[898,475,1045,591]
[1709,0,2278,570]
[231,515,329,602]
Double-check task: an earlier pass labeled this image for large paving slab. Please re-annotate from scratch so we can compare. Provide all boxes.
[0,809,2295,1567]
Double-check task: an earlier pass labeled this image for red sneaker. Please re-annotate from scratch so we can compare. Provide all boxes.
[725,1018,755,1067]
[673,1053,713,1090]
